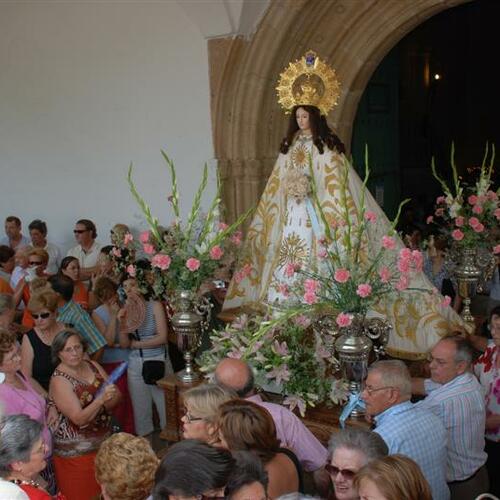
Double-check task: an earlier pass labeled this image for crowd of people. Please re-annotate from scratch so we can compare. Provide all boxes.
[0,214,498,500]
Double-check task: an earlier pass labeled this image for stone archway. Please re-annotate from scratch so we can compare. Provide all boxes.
[209,0,471,223]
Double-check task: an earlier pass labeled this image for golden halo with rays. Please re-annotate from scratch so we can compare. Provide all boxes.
[276,50,341,116]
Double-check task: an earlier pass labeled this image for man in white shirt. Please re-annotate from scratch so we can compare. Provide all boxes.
[0,216,30,250]
[28,219,61,275]
[66,219,101,281]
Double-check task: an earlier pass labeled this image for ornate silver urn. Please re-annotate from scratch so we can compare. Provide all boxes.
[334,314,391,416]
[171,290,211,383]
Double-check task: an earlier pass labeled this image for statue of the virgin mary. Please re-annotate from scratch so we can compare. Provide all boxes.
[223,51,466,360]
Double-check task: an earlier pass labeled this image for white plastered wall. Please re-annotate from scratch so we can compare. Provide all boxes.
[0,1,217,252]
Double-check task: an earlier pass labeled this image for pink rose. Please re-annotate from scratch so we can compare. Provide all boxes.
[126,264,136,277]
[473,223,484,233]
[209,245,224,260]
[356,283,372,298]
[112,247,122,258]
[468,195,478,205]
[469,217,480,228]
[186,258,201,271]
[495,208,500,220]
[139,231,150,244]
[493,245,500,255]
[303,291,318,305]
[396,275,410,291]
[364,211,377,223]
[317,247,328,259]
[334,268,350,283]
[426,216,434,224]
[152,253,171,271]
[278,283,290,297]
[336,312,352,328]
[143,243,155,255]
[451,229,464,241]
[284,262,297,278]
[382,236,396,250]
[304,278,320,293]
[472,204,483,214]
[455,216,465,227]
[398,258,410,274]
[218,222,229,231]
[487,190,498,201]
[441,295,452,307]
[123,233,134,245]
[435,208,444,217]
[231,231,243,246]
[379,266,391,283]
[436,196,446,204]
[399,248,412,260]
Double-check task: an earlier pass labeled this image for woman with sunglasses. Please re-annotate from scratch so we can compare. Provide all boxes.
[58,256,89,310]
[21,290,66,392]
[325,428,388,500]
[49,329,121,499]
[0,330,58,495]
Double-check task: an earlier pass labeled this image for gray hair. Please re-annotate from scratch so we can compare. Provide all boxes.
[51,329,87,366]
[0,294,14,316]
[0,415,42,477]
[368,360,412,398]
[327,428,388,464]
[440,335,473,366]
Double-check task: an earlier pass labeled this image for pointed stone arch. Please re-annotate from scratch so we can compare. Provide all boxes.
[210,0,471,221]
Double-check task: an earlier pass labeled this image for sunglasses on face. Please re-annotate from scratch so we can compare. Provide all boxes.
[325,463,357,480]
[32,312,51,320]
[73,229,89,234]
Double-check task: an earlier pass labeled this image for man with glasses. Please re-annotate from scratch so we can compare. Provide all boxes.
[412,335,488,500]
[362,360,449,500]
[66,219,101,281]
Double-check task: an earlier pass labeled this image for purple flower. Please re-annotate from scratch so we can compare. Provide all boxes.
[266,365,291,385]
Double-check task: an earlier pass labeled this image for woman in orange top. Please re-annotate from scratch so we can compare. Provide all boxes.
[59,257,89,310]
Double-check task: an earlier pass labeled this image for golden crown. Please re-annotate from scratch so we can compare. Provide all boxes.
[276,50,341,116]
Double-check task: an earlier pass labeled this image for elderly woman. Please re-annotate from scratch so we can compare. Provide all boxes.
[217,399,302,498]
[0,330,57,494]
[59,256,89,310]
[181,383,236,444]
[325,428,388,500]
[0,414,65,499]
[21,290,66,392]
[49,329,121,499]
[153,439,235,500]
[92,276,134,433]
[95,432,159,500]
[354,454,432,500]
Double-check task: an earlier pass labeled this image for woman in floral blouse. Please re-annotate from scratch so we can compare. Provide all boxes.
[473,305,500,496]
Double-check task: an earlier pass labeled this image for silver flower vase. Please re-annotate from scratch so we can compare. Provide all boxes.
[171,290,203,383]
[454,248,482,325]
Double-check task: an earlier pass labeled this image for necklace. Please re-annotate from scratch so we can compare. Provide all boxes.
[10,477,45,491]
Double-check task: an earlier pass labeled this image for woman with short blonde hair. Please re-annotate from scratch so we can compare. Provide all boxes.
[95,432,159,500]
[181,383,236,444]
[354,454,432,500]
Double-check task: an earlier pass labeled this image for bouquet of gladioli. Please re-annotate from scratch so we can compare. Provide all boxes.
[127,151,251,299]
[428,144,500,254]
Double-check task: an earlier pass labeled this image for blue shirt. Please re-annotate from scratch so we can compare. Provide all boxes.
[374,401,449,500]
[416,372,487,481]
[57,300,107,355]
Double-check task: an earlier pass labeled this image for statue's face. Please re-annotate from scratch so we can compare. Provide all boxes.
[296,107,311,132]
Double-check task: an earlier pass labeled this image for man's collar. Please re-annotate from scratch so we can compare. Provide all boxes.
[374,400,413,424]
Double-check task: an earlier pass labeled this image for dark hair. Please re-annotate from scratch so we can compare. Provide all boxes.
[225,451,269,499]
[28,219,48,236]
[0,245,15,265]
[490,305,500,322]
[59,256,79,272]
[93,276,118,304]
[48,274,75,302]
[153,439,235,499]
[4,216,21,227]
[100,245,114,256]
[76,219,97,239]
[279,105,345,155]
[217,400,281,463]
[51,329,87,365]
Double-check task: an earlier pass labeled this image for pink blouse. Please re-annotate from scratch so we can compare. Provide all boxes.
[0,372,53,456]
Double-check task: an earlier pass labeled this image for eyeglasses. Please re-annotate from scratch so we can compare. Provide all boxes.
[62,344,83,354]
[325,463,357,480]
[29,261,43,266]
[363,385,394,396]
[32,312,51,320]
[73,229,89,234]
[184,411,204,423]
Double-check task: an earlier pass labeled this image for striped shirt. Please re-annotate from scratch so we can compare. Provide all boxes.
[129,300,166,359]
[416,372,487,481]
[374,401,449,500]
[57,300,107,354]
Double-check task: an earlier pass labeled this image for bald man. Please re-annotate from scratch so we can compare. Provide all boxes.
[214,358,327,472]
